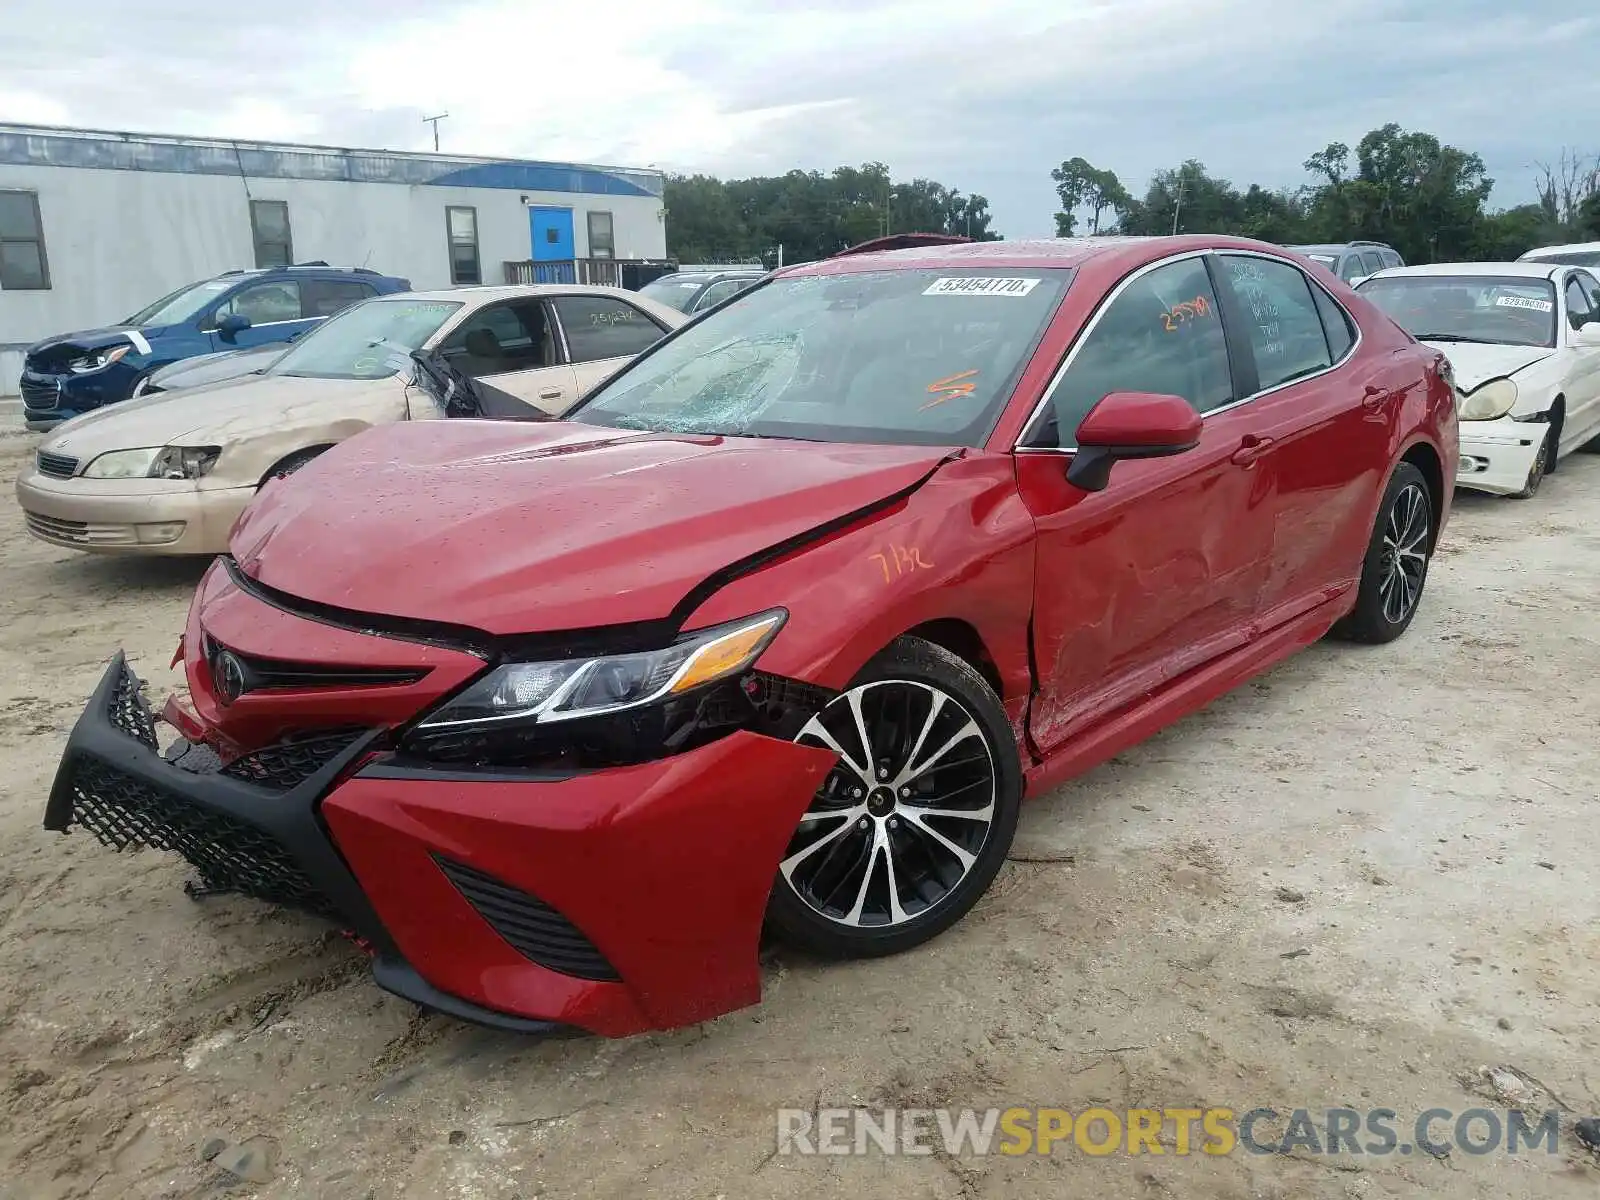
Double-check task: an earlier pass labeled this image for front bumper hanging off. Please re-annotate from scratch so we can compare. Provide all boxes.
[44,653,565,1035]
[45,654,840,1036]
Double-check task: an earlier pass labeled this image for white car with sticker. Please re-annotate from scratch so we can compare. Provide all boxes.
[1357,261,1600,497]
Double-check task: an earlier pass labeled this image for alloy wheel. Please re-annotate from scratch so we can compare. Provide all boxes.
[1377,482,1429,625]
[784,680,997,929]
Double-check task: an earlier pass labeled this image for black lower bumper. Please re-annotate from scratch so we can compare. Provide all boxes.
[45,654,570,1037]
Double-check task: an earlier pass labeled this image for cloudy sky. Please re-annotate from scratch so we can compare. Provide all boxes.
[3,0,1596,237]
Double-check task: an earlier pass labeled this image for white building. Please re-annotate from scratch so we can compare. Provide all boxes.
[0,123,667,394]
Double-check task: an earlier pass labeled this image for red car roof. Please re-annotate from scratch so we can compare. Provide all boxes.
[780,234,1299,276]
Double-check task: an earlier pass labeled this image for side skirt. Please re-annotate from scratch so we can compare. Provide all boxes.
[1021,598,1342,799]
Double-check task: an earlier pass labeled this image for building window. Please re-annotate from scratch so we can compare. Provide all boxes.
[587,211,615,260]
[0,190,50,290]
[250,200,293,268]
[447,206,481,285]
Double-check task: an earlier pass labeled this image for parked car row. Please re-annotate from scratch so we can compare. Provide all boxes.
[35,232,1467,1037]
[17,284,686,553]
[20,264,413,429]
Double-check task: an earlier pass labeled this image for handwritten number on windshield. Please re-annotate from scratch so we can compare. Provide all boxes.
[921,369,979,410]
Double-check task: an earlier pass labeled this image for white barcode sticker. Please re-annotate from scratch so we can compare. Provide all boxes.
[923,277,1041,297]
[1495,295,1553,313]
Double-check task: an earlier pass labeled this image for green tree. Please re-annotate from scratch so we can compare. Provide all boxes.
[1345,123,1493,262]
[662,174,755,262]
[1051,156,1129,236]
[1121,161,1249,236]
[1580,190,1600,238]
[663,164,1000,266]
[1471,204,1557,260]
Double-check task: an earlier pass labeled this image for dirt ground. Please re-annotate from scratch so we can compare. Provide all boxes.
[1,423,1598,1200]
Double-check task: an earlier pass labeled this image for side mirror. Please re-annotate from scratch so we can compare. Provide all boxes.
[1066,391,1202,492]
[216,313,251,342]
[1576,322,1600,347]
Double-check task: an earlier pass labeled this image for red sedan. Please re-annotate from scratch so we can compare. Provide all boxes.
[46,235,1457,1037]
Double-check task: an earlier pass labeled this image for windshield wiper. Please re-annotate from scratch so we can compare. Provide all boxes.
[1410,333,1500,344]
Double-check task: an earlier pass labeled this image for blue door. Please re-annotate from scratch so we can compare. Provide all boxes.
[529,207,576,283]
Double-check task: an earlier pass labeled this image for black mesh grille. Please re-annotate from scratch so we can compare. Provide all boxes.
[35,450,80,478]
[59,757,340,918]
[221,728,366,789]
[109,666,159,748]
[434,856,620,982]
[20,377,59,409]
[51,660,351,920]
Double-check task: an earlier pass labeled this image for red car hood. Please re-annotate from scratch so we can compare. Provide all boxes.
[231,420,955,635]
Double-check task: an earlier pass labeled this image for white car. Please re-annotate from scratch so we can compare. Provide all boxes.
[1357,262,1600,497]
[1519,241,1600,269]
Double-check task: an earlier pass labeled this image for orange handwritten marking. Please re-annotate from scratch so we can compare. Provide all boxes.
[1160,295,1213,332]
[870,545,935,583]
[920,369,979,410]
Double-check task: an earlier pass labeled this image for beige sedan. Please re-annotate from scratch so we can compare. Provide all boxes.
[16,284,685,555]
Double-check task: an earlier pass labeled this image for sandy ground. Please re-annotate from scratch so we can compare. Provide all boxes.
[1,424,1598,1200]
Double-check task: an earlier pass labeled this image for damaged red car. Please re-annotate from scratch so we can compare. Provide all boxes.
[46,235,1457,1037]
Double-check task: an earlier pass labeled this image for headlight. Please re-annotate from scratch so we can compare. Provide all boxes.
[81,448,162,478]
[82,446,221,479]
[67,346,132,374]
[414,610,787,734]
[1458,378,1517,421]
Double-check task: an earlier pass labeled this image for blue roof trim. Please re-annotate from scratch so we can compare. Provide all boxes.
[0,128,662,199]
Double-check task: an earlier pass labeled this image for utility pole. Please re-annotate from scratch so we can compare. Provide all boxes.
[423,113,449,152]
[1171,171,1187,236]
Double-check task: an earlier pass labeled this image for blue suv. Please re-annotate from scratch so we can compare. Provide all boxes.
[20,264,411,429]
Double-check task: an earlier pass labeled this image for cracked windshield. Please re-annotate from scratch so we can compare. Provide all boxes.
[574,268,1072,446]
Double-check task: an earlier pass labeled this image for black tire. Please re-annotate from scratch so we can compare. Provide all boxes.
[1542,410,1563,474]
[1331,462,1433,645]
[256,447,326,491]
[1512,427,1550,499]
[765,636,1021,959]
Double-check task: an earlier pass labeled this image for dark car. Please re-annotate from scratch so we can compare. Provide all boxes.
[20,264,411,429]
[1287,241,1404,286]
[637,268,766,316]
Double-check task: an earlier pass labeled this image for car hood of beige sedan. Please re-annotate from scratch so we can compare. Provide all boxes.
[41,373,408,463]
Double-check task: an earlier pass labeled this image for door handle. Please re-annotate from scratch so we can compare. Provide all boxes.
[539,387,564,400]
[1230,435,1274,466]
[1361,383,1388,410]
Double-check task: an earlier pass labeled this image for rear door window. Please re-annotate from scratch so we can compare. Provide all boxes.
[1359,252,1387,277]
[1220,255,1333,390]
[1338,255,1365,283]
[552,296,668,363]
[215,281,302,325]
[302,279,375,319]
[695,278,755,311]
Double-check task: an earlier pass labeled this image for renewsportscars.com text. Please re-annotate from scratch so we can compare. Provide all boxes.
[776,1106,1563,1158]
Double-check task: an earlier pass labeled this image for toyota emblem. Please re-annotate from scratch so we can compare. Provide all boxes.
[214,651,248,705]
